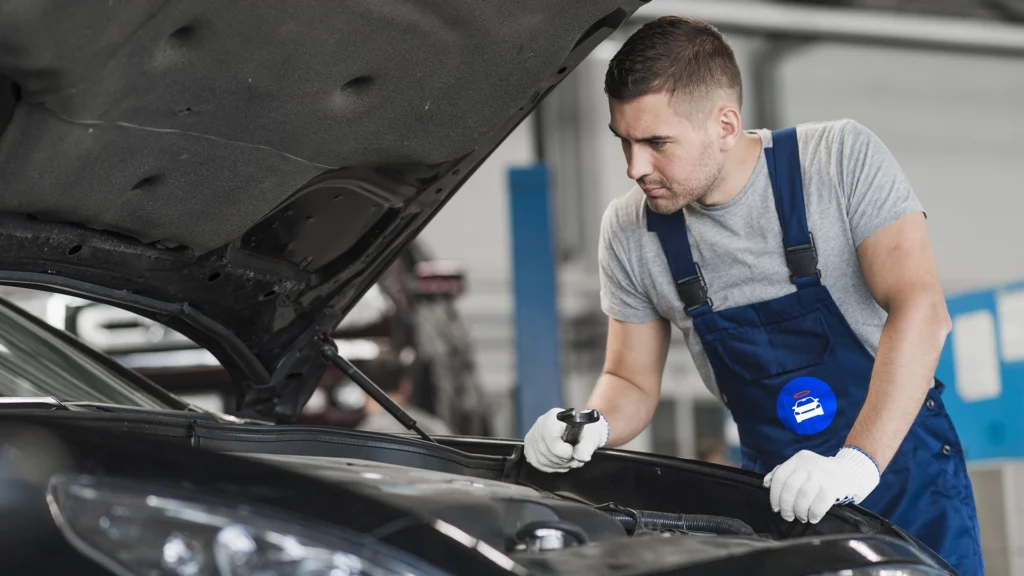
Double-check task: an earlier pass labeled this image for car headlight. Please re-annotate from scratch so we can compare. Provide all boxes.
[46,474,439,576]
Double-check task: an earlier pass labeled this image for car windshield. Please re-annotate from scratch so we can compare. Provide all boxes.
[0,298,174,409]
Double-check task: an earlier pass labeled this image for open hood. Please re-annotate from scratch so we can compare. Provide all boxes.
[0,0,646,420]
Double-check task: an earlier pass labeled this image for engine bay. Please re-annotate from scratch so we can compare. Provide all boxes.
[238,452,765,556]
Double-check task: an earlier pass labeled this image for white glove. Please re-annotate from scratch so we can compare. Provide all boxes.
[523,408,610,473]
[763,447,880,524]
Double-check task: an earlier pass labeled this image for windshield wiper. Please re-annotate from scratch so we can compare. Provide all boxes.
[318,338,437,444]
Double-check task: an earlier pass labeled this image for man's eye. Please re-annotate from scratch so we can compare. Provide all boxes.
[650,141,667,150]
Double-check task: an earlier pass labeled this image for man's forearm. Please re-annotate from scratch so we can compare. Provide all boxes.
[845,300,952,472]
[585,372,659,448]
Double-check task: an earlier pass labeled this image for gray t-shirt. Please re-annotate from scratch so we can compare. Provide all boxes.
[598,119,924,400]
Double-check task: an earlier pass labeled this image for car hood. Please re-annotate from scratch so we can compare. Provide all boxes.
[231,453,943,576]
[238,453,782,568]
[0,0,645,419]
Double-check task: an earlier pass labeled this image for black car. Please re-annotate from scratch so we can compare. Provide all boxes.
[0,0,956,574]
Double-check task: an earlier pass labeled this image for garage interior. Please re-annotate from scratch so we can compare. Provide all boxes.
[3,0,1024,574]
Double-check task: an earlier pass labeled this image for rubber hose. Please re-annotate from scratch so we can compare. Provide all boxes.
[607,510,756,536]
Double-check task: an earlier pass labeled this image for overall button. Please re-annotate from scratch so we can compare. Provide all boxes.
[926,398,935,410]
[941,445,952,456]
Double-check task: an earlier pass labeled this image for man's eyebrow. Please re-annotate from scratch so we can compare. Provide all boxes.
[607,125,671,143]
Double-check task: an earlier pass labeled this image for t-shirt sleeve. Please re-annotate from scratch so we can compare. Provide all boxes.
[834,119,925,247]
[598,201,660,323]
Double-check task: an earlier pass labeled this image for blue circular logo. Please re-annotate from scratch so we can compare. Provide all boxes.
[777,377,836,435]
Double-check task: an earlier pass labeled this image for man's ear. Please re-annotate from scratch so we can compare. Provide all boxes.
[715,100,743,151]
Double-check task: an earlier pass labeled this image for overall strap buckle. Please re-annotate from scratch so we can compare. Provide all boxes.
[768,127,821,288]
[785,233,821,283]
[646,207,714,316]
[676,262,713,313]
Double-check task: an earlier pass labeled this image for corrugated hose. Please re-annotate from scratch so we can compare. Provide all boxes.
[604,508,757,536]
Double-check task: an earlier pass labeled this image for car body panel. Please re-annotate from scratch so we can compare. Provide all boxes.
[0,411,949,575]
[0,291,955,573]
[0,0,646,419]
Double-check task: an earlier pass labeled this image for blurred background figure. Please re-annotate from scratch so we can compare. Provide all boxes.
[355,348,453,436]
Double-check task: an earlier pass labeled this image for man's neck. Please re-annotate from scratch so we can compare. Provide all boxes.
[697,131,763,208]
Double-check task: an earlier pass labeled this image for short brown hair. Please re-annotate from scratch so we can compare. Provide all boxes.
[605,16,743,116]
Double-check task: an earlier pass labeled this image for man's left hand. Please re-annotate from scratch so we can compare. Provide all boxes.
[763,447,881,523]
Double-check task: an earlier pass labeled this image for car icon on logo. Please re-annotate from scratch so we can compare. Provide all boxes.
[793,396,825,423]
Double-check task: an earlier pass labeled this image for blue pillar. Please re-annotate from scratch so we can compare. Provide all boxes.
[508,164,564,437]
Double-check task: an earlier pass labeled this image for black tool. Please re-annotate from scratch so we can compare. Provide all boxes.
[557,408,600,445]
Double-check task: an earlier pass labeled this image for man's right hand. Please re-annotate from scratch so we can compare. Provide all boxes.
[523,408,610,473]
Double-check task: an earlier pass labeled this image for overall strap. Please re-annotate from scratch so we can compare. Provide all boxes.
[765,127,821,289]
[646,207,712,316]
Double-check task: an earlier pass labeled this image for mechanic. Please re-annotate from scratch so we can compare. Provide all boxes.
[523,15,982,575]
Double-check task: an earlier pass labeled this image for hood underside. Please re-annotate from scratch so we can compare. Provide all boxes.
[0,0,645,419]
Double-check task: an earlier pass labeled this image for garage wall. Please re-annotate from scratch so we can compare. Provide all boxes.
[775,43,1024,295]
[418,120,537,438]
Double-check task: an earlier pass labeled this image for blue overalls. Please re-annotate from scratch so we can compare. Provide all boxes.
[646,128,983,576]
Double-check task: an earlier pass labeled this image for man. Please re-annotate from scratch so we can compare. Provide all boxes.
[523,16,982,575]
[355,349,452,436]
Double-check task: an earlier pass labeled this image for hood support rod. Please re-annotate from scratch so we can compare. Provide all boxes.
[318,338,437,444]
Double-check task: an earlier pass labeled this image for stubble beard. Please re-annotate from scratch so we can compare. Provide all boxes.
[643,141,724,214]
[644,166,724,215]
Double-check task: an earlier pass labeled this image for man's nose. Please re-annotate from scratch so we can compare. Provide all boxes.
[625,149,651,181]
